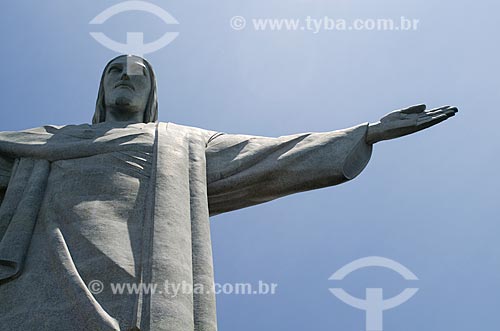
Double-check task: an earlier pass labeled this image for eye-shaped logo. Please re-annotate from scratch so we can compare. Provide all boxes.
[89,1,179,57]
[329,256,419,331]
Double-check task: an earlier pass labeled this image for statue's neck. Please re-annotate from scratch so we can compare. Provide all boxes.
[105,107,144,124]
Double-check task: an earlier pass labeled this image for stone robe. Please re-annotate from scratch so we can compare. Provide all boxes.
[0,121,372,331]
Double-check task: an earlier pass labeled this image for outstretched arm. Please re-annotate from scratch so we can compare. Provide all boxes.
[366,104,458,144]
[206,123,372,215]
[206,104,457,215]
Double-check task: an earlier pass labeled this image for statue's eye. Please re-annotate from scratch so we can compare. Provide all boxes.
[109,66,121,73]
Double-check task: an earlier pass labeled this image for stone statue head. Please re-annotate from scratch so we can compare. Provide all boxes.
[93,55,158,124]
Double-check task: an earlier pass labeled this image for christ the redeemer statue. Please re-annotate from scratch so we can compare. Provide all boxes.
[0,55,457,331]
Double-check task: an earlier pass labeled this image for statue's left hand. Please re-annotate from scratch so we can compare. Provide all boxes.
[366,104,458,144]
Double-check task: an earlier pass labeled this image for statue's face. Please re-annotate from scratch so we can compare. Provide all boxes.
[103,56,152,119]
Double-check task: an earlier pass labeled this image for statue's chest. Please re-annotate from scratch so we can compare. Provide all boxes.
[40,150,154,278]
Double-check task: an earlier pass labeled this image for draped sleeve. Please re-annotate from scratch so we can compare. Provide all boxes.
[206,123,373,216]
[0,156,14,206]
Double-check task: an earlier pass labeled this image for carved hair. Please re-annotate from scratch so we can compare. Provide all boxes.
[92,55,158,124]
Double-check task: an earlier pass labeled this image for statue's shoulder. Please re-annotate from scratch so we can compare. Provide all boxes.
[0,124,69,143]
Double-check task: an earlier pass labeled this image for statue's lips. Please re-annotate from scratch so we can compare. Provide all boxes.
[114,82,135,91]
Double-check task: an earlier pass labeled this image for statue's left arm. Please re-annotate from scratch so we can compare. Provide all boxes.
[206,104,457,216]
[206,123,372,215]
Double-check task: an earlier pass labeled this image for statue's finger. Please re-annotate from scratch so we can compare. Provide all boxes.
[430,105,451,111]
[431,113,450,121]
[417,112,440,120]
[417,113,446,124]
[439,107,457,114]
[401,104,426,114]
[421,106,457,118]
[446,107,458,115]
[428,109,457,119]
[416,114,448,129]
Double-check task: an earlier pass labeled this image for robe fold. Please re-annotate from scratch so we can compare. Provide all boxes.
[0,121,372,331]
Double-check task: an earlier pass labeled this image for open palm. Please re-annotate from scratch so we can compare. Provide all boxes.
[366,104,458,144]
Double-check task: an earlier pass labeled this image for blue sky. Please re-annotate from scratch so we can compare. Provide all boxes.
[1,1,499,330]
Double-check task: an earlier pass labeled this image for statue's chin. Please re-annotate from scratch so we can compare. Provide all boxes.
[115,96,132,107]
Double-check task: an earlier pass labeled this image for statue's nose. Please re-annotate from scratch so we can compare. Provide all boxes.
[121,72,130,80]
